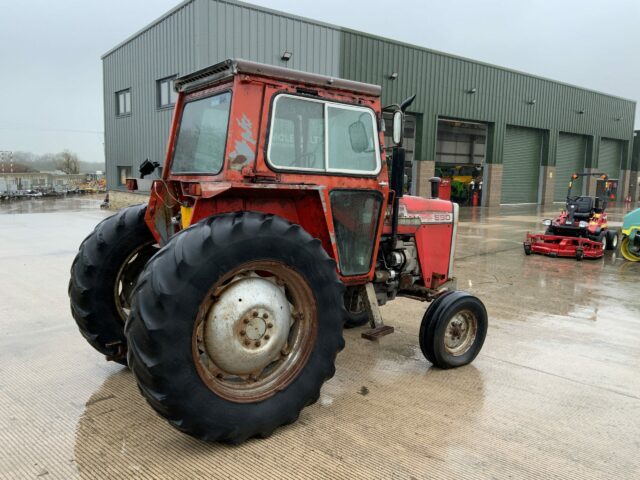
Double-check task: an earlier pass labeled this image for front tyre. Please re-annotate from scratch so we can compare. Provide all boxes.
[419,291,488,369]
[69,204,157,365]
[126,212,346,443]
[343,286,370,328]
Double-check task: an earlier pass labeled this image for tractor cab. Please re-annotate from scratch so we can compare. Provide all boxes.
[134,59,456,297]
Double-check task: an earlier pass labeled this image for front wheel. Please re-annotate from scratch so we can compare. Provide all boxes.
[343,286,370,328]
[419,291,488,369]
[126,212,347,443]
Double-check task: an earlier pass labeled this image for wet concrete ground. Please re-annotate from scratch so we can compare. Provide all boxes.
[1,196,639,479]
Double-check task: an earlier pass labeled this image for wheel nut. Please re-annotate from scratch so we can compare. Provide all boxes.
[243,318,249,324]
[263,313,269,319]
[240,330,246,336]
[255,341,261,347]
[267,322,273,328]
[252,311,259,317]
[264,335,270,340]
[244,340,251,346]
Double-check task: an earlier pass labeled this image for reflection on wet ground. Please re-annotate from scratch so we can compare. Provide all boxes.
[1,199,639,479]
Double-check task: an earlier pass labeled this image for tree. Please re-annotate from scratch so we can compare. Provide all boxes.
[56,150,80,174]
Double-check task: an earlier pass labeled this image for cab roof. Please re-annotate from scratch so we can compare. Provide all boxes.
[174,58,381,97]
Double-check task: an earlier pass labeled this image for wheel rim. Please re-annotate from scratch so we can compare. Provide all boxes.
[444,310,478,356]
[621,237,640,261]
[612,234,618,249]
[601,236,607,250]
[193,260,317,403]
[114,241,158,322]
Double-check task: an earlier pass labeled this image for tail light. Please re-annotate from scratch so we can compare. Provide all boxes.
[182,182,202,196]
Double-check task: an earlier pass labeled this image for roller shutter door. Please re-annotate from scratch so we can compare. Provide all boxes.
[554,133,587,202]
[501,126,542,204]
[598,139,623,179]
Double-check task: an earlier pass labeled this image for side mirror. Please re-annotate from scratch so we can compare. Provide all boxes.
[392,110,403,145]
[139,159,160,179]
[348,120,369,153]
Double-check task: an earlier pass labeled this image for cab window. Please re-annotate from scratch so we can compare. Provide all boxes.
[268,94,380,174]
[171,91,231,174]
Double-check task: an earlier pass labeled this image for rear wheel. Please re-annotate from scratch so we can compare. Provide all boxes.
[69,204,157,365]
[419,291,488,369]
[605,230,618,251]
[126,212,346,443]
[593,232,607,251]
[620,235,640,261]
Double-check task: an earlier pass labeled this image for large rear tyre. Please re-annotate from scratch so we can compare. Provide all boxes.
[419,291,488,369]
[69,204,158,365]
[126,212,346,443]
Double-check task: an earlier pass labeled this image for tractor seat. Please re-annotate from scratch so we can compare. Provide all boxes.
[567,196,594,219]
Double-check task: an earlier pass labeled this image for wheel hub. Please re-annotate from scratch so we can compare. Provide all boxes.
[444,310,477,356]
[204,277,291,375]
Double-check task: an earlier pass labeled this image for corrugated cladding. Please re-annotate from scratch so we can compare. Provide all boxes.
[103,1,198,186]
[632,131,640,171]
[338,31,635,165]
[201,0,340,75]
[102,0,637,189]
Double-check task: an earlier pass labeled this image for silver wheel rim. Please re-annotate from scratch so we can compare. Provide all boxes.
[612,234,618,249]
[444,310,478,356]
[193,260,317,403]
[204,275,291,375]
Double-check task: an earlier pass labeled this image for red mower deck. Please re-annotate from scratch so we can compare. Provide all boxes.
[524,233,604,260]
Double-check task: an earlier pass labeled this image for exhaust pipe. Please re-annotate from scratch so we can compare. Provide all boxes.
[430,177,441,199]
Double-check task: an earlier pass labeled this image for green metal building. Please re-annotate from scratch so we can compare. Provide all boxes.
[103,0,637,206]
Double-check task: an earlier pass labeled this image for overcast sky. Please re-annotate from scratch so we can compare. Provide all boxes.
[1,0,639,163]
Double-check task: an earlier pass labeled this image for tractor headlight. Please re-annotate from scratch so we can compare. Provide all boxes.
[579,221,588,228]
[542,219,552,226]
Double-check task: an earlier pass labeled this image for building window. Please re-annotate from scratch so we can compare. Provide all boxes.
[116,89,131,116]
[118,166,132,185]
[157,76,177,108]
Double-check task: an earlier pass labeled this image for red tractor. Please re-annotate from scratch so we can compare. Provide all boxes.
[69,59,487,443]
[524,173,619,260]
